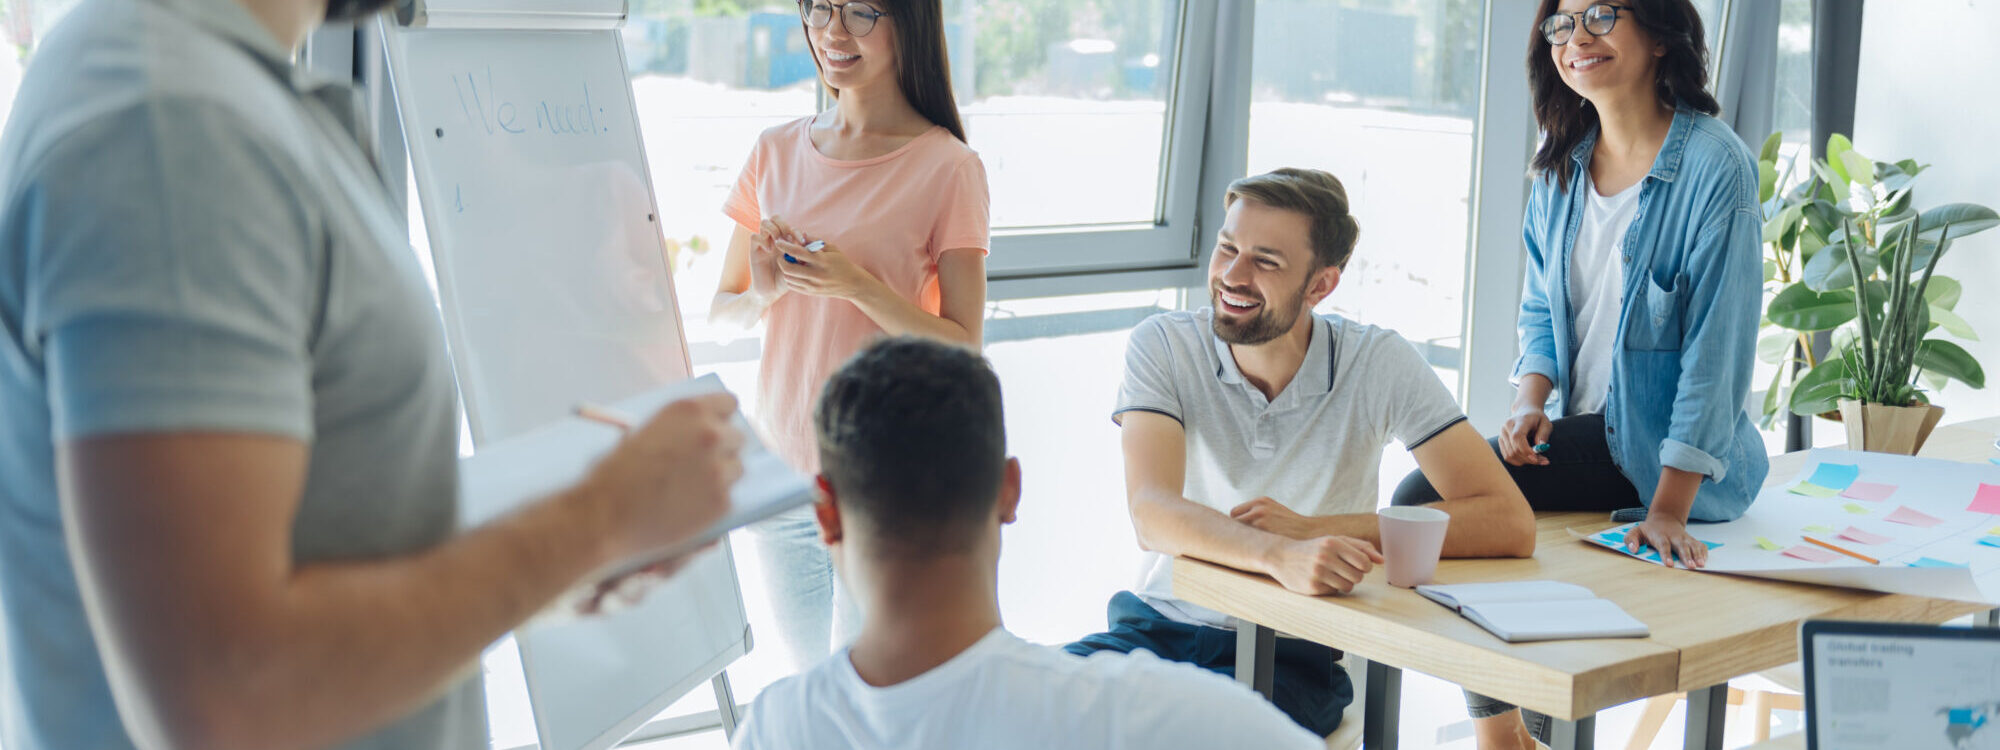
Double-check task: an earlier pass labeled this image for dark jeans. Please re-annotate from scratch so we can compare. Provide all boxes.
[1064,591,1354,737]
[1389,412,1641,736]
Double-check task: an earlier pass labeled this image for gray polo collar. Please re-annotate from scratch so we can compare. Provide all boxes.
[1212,312,1337,396]
[151,0,373,145]
[154,0,298,84]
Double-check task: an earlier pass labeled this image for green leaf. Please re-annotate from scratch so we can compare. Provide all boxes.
[1825,134,1855,183]
[1924,276,1962,309]
[1758,161,1778,204]
[1768,283,1857,331]
[1813,159,1849,191]
[1896,158,1924,176]
[1763,259,1779,283]
[1918,203,2000,240]
[1763,202,1803,245]
[1790,358,1851,416]
[1930,304,1977,340]
[1760,131,1783,164]
[1840,151,1876,187]
[1803,241,1875,292]
[1803,200,1845,240]
[1914,339,1985,389]
[1757,330,1796,364]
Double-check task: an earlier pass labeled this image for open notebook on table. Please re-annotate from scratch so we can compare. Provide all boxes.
[1416,581,1650,643]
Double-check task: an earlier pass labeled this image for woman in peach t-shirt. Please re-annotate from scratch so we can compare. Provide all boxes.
[711,0,989,668]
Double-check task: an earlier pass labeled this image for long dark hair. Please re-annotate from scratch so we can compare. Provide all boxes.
[799,0,968,144]
[1528,0,1720,189]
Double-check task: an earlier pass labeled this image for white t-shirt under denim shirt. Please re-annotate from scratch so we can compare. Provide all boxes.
[1566,175,1644,416]
[1115,310,1467,628]
[731,628,1322,750]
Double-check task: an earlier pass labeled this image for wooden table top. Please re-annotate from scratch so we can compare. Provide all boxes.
[1173,417,2000,720]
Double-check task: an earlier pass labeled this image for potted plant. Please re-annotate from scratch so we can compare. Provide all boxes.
[1757,133,1995,454]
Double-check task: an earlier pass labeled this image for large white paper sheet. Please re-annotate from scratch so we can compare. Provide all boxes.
[1580,450,2000,603]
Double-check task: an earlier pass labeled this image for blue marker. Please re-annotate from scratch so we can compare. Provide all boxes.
[783,239,826,265]
[1532,443,1551,455]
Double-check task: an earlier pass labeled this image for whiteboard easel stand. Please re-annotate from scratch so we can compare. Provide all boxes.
[383,0,748,743]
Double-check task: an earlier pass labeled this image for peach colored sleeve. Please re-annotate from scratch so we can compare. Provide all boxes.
[721,136,764,232]
[929,153,991,260]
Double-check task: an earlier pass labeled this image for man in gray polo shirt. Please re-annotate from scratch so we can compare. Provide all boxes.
[1066,168,1537,736]
[0,1,742,749]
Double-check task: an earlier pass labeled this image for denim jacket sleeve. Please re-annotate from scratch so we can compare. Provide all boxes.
[1660,164,1762,480]
[1511,181,1559,387]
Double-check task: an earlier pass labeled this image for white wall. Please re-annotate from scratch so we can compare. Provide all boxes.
[1853,0,2000,422]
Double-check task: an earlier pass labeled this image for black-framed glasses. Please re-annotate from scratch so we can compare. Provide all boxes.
[1540,3,1630,46]
[799,1,888,38]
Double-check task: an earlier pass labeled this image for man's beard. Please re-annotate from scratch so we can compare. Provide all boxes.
[1210,276,1309,346]
[325,0,398,22]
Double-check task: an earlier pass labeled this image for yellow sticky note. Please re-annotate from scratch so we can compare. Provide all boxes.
[1755,536,1783,551]
[1843,503,1870,514]
[1805,524,1837,534]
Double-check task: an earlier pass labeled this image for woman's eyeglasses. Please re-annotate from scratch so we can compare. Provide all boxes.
[1540,3,1630,46]
[799,1,889,38]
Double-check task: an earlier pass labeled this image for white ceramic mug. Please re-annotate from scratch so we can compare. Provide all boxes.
[1378,506,1451,588]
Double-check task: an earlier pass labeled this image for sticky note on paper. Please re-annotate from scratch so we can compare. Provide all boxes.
[1838,526,1892,545]
[1969,484,2000,515]
[1910,557,1969,568]
[1840,482,1898,502]
[1885,505,1946,527]
[1805,524,1837,534]
[1807,463,1862,490]
[1756,536,1784,551]
[1790,483,1842,498]
[1843,503,1872,515]
[1782,545,1844,564]
[1978,536,2000,549]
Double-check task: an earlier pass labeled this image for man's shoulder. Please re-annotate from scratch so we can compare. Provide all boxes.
[1321,313,1419,361]
[1129,309,1214,355]
[4,0,312,187]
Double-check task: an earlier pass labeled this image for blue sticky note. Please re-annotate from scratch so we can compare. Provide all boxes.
[1911,557,1969,568]
[1989,457,2000,466]
[1979,536,2000,549]
[1807,463,1861,491]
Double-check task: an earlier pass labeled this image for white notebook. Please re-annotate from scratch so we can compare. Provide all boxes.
[1416,581,1650,643]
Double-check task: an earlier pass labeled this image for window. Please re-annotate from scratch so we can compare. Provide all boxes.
[1245,0,1487,402]
[950,0,1182,230]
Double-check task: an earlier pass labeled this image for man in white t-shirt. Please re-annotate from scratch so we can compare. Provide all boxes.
[1065,168,1538,736]
[732,338,1322,750]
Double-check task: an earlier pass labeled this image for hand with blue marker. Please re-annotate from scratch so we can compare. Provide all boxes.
[1499,404,1554,467]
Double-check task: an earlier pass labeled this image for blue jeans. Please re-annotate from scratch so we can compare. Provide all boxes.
[1064,592,1353,737]
[746,507,858,669]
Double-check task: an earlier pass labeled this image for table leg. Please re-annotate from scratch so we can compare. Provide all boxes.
[1235,622,1276,697]
[1681,684,1728,750]
[1360,658,1401,750]
[1977,608,1999,629]
[1546,715,1595,750]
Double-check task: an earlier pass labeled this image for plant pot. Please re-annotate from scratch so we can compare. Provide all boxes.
[1838,399,1945,455]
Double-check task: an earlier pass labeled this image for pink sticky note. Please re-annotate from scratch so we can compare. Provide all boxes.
[1884,505,1946,528]
[1838,526,1892,545]
[1969,483,2000,515]
[1840,481,1898,502]
[1782,545,1844,563]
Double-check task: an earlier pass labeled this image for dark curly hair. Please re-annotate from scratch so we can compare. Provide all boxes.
[1528,0,1721,190]
[815,337,1004,557]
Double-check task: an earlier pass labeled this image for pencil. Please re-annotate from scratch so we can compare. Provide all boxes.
[573,404,632,433]
[1801,535,1879,565]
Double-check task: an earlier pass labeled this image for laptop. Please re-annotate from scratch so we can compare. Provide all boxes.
[1802,619,2000,750]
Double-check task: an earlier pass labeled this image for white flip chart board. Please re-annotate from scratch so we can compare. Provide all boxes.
[381,6,751,749]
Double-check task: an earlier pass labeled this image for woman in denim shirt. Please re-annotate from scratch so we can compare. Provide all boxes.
[1395,1,1767,746]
